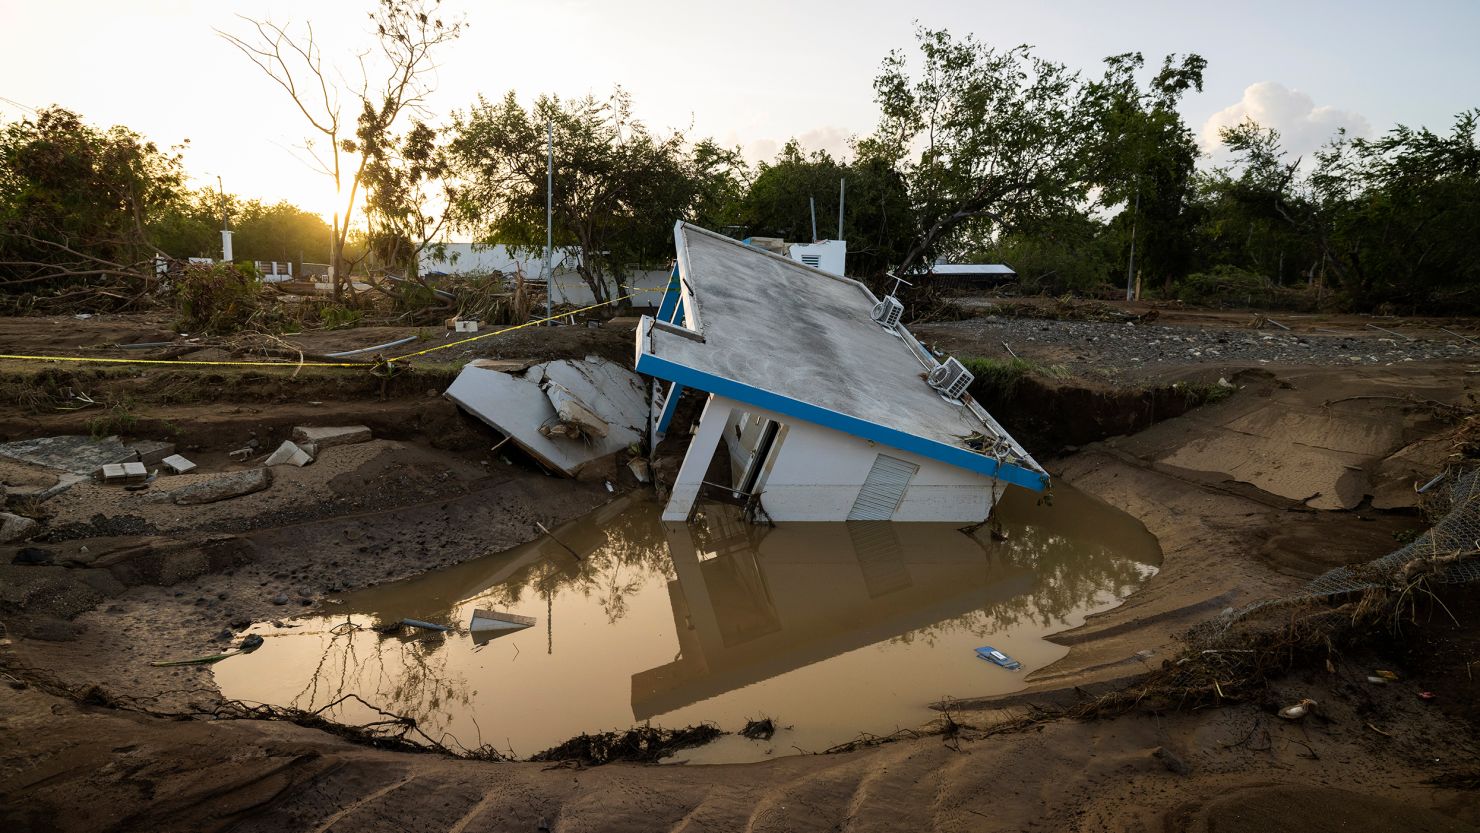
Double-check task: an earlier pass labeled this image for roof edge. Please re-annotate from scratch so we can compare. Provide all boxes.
[634,347,1049,491]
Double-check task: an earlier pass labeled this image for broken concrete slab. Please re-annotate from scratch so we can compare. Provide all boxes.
[291,425,371,452]
[445,357,647,478]
[99,462,149,483]
[169,468,273,505]
[161,454,197,475]
[264,440,313,467]
[0,435,137,476]
[541,381,610,440]
[627,457,652,484]
[0,512,40,543]
[130,440,176,467]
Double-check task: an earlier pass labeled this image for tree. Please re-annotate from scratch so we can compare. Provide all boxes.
[0,107,187,291]
[739,140,914,277]
[219,0,463,296]
[448,88,746,305]
[863,28,1093,274]
[1082,52,1206,296]
[360,119,453,279]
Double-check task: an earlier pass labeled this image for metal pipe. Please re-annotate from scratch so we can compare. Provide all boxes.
[324,335,418,357]
[809,196,817,241]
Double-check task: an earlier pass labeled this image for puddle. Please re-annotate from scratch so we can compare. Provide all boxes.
[215,483,1159,763]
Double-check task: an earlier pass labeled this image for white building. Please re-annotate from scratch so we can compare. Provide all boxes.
[636,222,1047,523]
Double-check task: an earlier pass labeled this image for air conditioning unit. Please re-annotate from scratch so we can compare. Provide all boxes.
[871,296,905,329]
[927,357,974,400]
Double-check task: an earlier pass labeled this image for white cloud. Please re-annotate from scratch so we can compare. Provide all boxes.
[725,125,857,167]
[1201,82,1370,162]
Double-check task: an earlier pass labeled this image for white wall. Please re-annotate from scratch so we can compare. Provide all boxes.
[787,240,847,277]
[707,395,1003,522]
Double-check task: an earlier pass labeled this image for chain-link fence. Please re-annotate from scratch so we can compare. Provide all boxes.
[1193,467,1480,645]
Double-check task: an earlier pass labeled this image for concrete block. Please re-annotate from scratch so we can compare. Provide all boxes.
[99,462,148,483]
[264,440,313,467]
[131,440,175,467]
[291,425,371,450]
[170,468,273,505]
[161,454,197,475]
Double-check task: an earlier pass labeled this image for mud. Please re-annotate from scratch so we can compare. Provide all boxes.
[1,304,1478,831]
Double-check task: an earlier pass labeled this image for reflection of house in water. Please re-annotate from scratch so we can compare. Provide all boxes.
[630,511,1036,720]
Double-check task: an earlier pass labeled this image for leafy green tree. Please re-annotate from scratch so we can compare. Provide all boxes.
[360,119,453,279]
[1314,110,1480,307]
[0,107,187,289]
[862,28,1093,274]
[739,140,914,277]
[448,88,746,304]
[1082,52,1206,296]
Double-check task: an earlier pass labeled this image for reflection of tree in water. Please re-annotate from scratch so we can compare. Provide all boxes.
[290,624,475,747]
[892,524,1155,646]
[474,506,672,626]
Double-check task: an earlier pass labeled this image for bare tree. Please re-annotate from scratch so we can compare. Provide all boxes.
[218,0,463,297]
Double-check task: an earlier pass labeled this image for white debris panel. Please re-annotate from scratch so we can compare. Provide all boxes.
[445,356,646,478]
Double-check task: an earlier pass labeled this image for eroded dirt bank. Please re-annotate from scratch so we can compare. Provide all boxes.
[2,309,1479,832]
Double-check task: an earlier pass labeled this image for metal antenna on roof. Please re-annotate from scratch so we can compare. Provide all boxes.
[886,273,913,297]
[809,196,818,242]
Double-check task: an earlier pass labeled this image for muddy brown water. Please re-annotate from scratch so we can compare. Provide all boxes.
[214,484,1159,763]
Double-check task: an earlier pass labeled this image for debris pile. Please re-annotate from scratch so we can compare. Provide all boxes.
[445,357,645,478]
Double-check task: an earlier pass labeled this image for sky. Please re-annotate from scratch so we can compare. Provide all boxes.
[2,0,1477,223]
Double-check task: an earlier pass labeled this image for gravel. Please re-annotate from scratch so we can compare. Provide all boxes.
[918,317,1479,380]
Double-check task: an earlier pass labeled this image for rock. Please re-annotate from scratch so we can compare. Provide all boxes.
[25,618,86,642]
[12,546,55,565]
[1153,746,1190,776]
[0,512,40,543]
[291,425,371,451]
[264,440,313,467]
[270,594,289,605]
[170,468,273,506]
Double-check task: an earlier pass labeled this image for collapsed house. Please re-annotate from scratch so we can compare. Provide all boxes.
[637,222,1047,523]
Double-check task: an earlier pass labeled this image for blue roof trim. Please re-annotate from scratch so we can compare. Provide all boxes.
[656,265,681,323]
[634,350,1048,491]
[656,381,684,435]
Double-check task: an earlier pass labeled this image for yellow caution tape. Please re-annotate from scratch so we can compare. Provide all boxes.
[0,286,662,370]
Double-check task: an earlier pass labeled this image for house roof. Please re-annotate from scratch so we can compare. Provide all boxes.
[927,263,1016,275]
[635,222,1046,490]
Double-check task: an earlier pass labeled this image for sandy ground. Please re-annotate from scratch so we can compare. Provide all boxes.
[2,305,1478,831]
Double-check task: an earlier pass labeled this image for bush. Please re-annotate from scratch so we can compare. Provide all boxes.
[172,262,266,334]
[1174,265,1320,311]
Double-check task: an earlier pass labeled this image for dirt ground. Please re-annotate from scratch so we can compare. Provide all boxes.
[2,304,1478,832]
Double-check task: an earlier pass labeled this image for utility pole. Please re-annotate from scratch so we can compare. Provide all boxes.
[544,120,554,321]
[837,178,846,240]
[1124,186,1139,302]
[809,196,817,242]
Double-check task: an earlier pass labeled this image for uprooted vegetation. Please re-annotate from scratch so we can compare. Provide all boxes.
[530,724,726,766]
